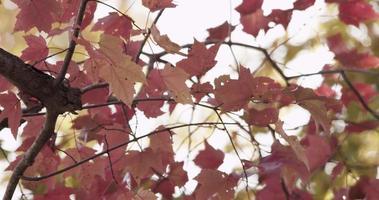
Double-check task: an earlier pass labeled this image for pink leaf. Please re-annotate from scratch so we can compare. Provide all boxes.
[0,92,22,139]
[293,0,315,10]
[12,0,60,32]
[245,107,279,126]
[194,169,238,200]
[206,21,235,41]
[240,9,269,36]
[339,0,378,26]
[92,12,133,41]
[235,0,263,15]
[142,0,176,12]
[21,35,48,62]
[177,40,220,77]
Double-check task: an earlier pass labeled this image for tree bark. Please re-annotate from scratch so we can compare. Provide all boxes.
[0,48,82,199]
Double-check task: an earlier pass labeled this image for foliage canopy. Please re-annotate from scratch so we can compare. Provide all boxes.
[0,0,378,199]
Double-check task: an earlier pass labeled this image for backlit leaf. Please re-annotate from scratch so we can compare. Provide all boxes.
[161,64,192,104]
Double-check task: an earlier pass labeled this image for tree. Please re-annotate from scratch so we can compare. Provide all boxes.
[0,0,378,199]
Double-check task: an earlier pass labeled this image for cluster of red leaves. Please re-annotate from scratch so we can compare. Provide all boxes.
[1,0,379,199]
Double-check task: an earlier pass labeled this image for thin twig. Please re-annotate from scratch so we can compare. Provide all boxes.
[32,48,68,66]
[341,71,379,120]
[135,9,165,63]
[104,135,118,184]
[55,147,77,163]
[54,0,89,86]
[81,82,108,93]
[286,69,379,80]
[213,109,251,199]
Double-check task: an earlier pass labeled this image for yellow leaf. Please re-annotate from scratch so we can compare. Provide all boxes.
[97,34,146,105]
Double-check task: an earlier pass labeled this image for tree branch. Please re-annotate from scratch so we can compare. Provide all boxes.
[135,9,165,63]
[286,68,379,80]
[3,111,58,200]
[54,0,89,86]
[0,48,82,113]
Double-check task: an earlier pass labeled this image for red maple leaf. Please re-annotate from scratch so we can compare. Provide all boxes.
[214,67,254,111]
[245,107,279,126]
[269,9,293,29]
[293,0,315,10]
[0,92,22,138]
[349,177,379,199]
[97,124,130,162]
[191,82,213,102]
[301,135,332,171]
[338,0,378,26]
[81,86,109,105]
[21,35,48,63]
[206,21,235,41]
[327,34,379,69]
[92,12,133,41]
[194,141,225,169]
[177,40,220,77]
[256,176,288,200]
[59,0,96,29]
[235,0,263,15]
[153,162,188,199]
[34,186,73,200]
[194,169,239,200]
[341,83,377,106]
[239,9,269,36]
[124,148,165,182]
[12,0,60,32]
[142,0,176,12]
[258,141,309,190]
[293,87,334,134]
[149,128,174,167]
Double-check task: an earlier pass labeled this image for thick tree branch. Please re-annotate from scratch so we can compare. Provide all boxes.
[0,49,82,113]
[3,111,58,200]
[54,0,89,86]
